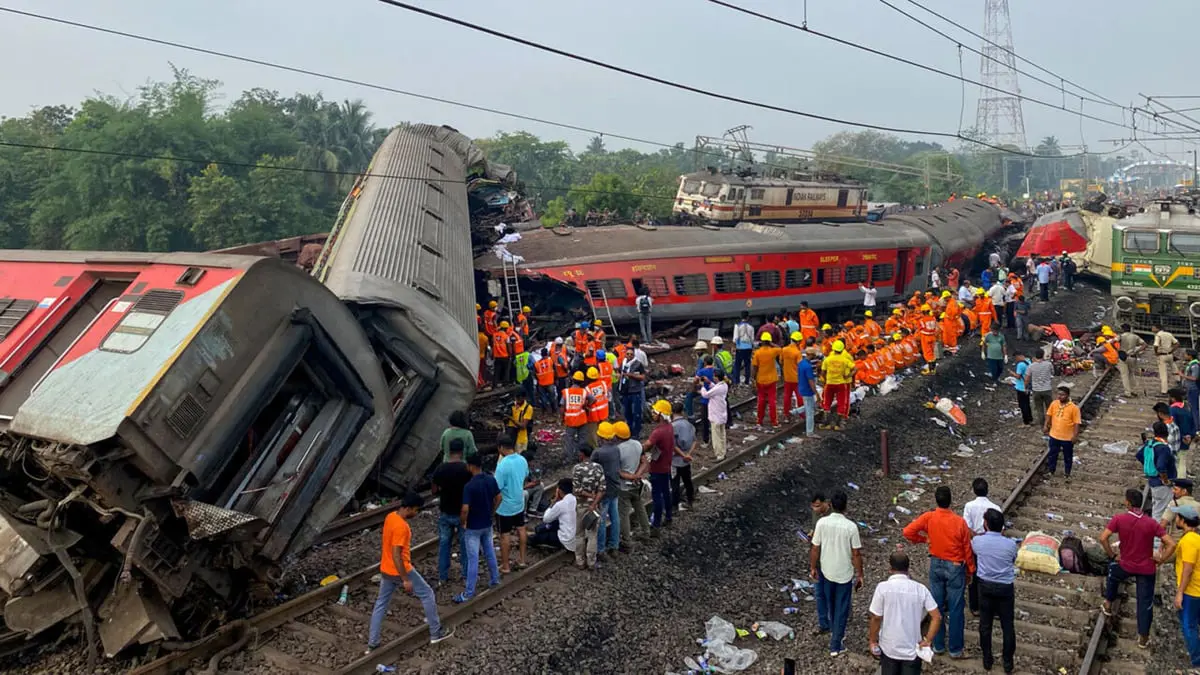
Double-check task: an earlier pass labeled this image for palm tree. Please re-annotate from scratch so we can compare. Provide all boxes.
[1036,136,1062,157]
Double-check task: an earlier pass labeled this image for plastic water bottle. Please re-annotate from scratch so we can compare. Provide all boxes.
[783,607,799,615]
[376,666,397,673]
[338,585,349,606]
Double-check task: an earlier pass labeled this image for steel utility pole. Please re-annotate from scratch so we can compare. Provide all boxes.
[1193,149,1198,189]
[976,0,1028,151]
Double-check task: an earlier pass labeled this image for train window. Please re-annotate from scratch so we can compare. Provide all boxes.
[585,279,628,300]
[871,263,895,282]
[682,179,701,194]
[817,267,842,287]
[751,270,781,291]
[749,188,766,200]
[914,258,925,277]
[844,265,868,284]
[713,272,747,294]
[633,276,670,297]
[1123,230,1160,254]
[1170,232,1200,255]
[673,274,709,296]
[701,183,722,197]
[785,269,813,289]
[101,289,185,354]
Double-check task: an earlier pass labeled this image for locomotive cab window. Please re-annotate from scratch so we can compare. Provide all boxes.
[817,267,842,287]
[701,183,722,198]
[751,270,781,291]
[785,268,813,289]
[673,274,709,296]
[871,263,894,282]
[844,265,868,284]
[585,278,628,300]
[749,188,766,201]
[633,276,669,297]
[1169,232,1200,255]
[1123,230,1161,254]
[713,272,746,294]
[101,289,185,354]
[681,179,701,194]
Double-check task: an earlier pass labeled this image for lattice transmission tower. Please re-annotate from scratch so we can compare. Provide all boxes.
[975,0,1027,150]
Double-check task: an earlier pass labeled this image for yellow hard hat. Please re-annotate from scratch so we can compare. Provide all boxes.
[489,300,498,308]
[613,421,631,439]
[586,366,600,379]
[760,332,773,342]
[821,323,832,331]
[939,313,946,319]
[499,321,511,328]
[920,304,931,312]
[652,399,673,417]
[864,310,873,317]
[975,288,985,295]
[522,305,531,313]
[941,291,951,298]
[1101,326,1116,336]
[1096,336,1106,344]
[791,331,803,342]
[832,339,845,353]
[594,319,602,326]
[892,309,902,315]
[475,303,481,310]
[597,421,616,439]
[573,371,585,382]
[892,332,903,340]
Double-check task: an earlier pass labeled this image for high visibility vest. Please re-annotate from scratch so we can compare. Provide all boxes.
[592,328,605,345]
[514,352,532,382]
[492,331,510,358]
[511,330,525,355]
[613,343,628,367]
[1102,342,1119,365]
[516,314,529,337]
[799,310,819,334]
[598,359,614,388]
[554,353,570,379]
[534,357,555,386]
[863,319,881,338]
[483,310,497,336]
[586,381,609,422]
[573,329,589,346]
[715,349,733,374]
[919,317,938,337]
[583,341,597,367]
[563,387,588,427]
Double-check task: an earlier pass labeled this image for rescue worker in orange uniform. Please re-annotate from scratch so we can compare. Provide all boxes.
[780,332,804,423]
[940,311,960,354]
[917,305,940,375]
[560,371,593,464]
[798,302,820,343]
[942,291,961,329]
[533,347,557,411]
[573,322,590,349]
[483,300,499,337]
[820,324,838,357]
[590,319,606,348]
[515,306,531,337]
[974,288,994,335]
[477,328,490,388]
[1096,336,1120,368]
[887,333,906,373]
[492,320,513,384]
[841,321,860,355]
[862,310,881,339]
[582,334,598,368]
[907,291,922,309]
[885,308,904,335]
[596,349,614,407]
[553,338,571,392]
[584,366,609,448]
[901,330,919,368]
[509,324,525,357]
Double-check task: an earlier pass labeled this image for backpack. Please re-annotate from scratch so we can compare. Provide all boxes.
[1058,535,1092,575]
[1142,440,1163,477]
[638,296,651,314]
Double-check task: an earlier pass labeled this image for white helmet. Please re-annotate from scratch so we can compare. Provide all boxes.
[693,340,709,351]
[709,336,724,345]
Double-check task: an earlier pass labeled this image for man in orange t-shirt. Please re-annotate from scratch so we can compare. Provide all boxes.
[368,494,453,650]
[780,332,804,422]
[902,485,975,657]
[751,333,781,426]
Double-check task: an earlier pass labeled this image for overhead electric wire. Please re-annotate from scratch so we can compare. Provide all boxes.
[703,0,1138,133]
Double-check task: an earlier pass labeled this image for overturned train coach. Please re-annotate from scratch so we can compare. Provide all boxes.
[0,125,481,657]
[489,200,1012,324]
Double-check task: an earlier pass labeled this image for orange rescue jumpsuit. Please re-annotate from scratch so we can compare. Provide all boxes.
[918,315,939,364]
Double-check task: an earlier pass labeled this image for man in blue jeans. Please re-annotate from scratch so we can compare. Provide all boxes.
[798,350,819,438]
[808,493,832,636]
[453,454,502,604]
[1100,488,1174,648]
[430,440,471,585]
[810,490,863,657]
[619,356,646,440]
[732,311,755,385]
[591,422,624,555]
[902,485,974,659]
[367,493,452,650]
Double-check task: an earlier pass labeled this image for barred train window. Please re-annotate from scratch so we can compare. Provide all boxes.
[785,269,813,289]
[844,265,868,284]
[585,278,628,300]
[751,270,781,291]
[673,274,709,296]
[871,263,894,282]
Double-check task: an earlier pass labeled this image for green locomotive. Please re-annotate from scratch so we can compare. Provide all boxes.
[1111,200,1200,342]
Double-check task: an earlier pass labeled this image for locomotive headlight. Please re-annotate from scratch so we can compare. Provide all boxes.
[1115,296,1135,313]
[1190,302,1200,319]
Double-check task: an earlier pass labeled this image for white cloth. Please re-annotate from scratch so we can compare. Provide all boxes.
[1003,283,1017,304]
[630,347,649,369]
[700,381,729,424]
[962,495,1002,534]
[869,574,938,662]
[811,512,862,584]
[859,285,877,307]
[929,271,940,289]
[957,285,974,303]
[987,283,1006,306]
[989,252,1002,268]
[542,493,577,550]
[733,321,755,348]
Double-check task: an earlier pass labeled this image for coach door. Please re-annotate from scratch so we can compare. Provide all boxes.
[894,249,913,294]
[837,189,849,209]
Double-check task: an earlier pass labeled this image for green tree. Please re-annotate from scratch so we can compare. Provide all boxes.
[188,164,250,250]
[567,173,641,216]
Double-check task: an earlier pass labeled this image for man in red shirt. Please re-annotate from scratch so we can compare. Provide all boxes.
[902,486,974,658]
[643,400,679,530]
[1100,488,1175,648]
[367,493,453,651]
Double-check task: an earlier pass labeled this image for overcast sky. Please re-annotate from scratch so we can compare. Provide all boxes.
[2,0,1197,159]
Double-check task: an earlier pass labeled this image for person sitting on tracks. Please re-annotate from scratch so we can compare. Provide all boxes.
[1100,487,1175,649]
[751,333,781,428]
[531,478,576,552]
[431,440,472,587]
[494,433,532,574]
[571,445,605,570]
[368,492,453,649]
[454,453,501,604]
[901,486,974,660]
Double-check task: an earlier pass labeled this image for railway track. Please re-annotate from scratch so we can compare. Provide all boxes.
[846,364,1164,674]
[132,385,803,675]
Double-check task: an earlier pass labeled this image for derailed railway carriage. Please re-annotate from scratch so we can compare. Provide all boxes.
[0,252,393,657]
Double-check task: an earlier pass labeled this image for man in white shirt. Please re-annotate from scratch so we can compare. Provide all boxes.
[987,281,1006,329]
[531,478,576,551]
[929,269,940,290]
[859,282,878,309]
[962,477,1001,616]
[989,251,1002,269]
[957,281,974,305]
[810,490,864,658]
[869,550,942,675]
